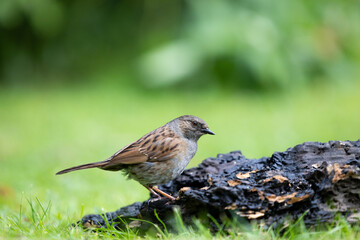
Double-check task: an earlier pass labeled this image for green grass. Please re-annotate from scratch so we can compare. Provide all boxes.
[1,197,360,239]
[1,83,360,239]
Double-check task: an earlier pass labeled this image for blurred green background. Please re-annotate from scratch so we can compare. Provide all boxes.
[0,0,360,237]
[1,0,360,89]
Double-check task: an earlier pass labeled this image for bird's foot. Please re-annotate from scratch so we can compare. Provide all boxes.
[152,186,176,201]
[147,196,163,203]
[145,185,176,201]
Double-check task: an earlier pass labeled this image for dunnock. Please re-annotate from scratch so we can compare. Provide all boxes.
[56,115,214,200]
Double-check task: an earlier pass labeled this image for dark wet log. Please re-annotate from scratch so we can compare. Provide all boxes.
[80,140,360,231]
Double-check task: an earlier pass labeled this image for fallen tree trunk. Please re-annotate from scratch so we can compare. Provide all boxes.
[80,140,360,232]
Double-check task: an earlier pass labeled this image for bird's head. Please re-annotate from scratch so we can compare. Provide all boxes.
[176,115,215,141]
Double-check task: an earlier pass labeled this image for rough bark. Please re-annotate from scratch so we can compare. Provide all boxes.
[80,140,360,232]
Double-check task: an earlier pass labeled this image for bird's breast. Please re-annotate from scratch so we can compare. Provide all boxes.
[169,140,197,178]
[185,140,198,159]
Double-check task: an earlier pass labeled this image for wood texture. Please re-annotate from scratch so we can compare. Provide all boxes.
[79,140,360,232]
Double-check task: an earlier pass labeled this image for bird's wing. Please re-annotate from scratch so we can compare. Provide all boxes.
[144,136,184,162]
[105,129,184,167]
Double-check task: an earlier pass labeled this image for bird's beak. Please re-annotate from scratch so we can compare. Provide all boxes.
[202,128,215,135]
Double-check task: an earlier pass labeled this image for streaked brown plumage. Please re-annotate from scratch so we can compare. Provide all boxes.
[56,115,214,200]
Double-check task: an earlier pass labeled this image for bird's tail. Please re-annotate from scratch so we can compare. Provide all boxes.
[56,160,110,175]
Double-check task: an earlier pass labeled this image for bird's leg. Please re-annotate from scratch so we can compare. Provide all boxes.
[145,186,161,199]
[151,186,176,201]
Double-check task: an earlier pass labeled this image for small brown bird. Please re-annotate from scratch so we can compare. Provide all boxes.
[56,115,214,200]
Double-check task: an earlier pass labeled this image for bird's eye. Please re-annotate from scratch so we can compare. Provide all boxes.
[191,121,198,127]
